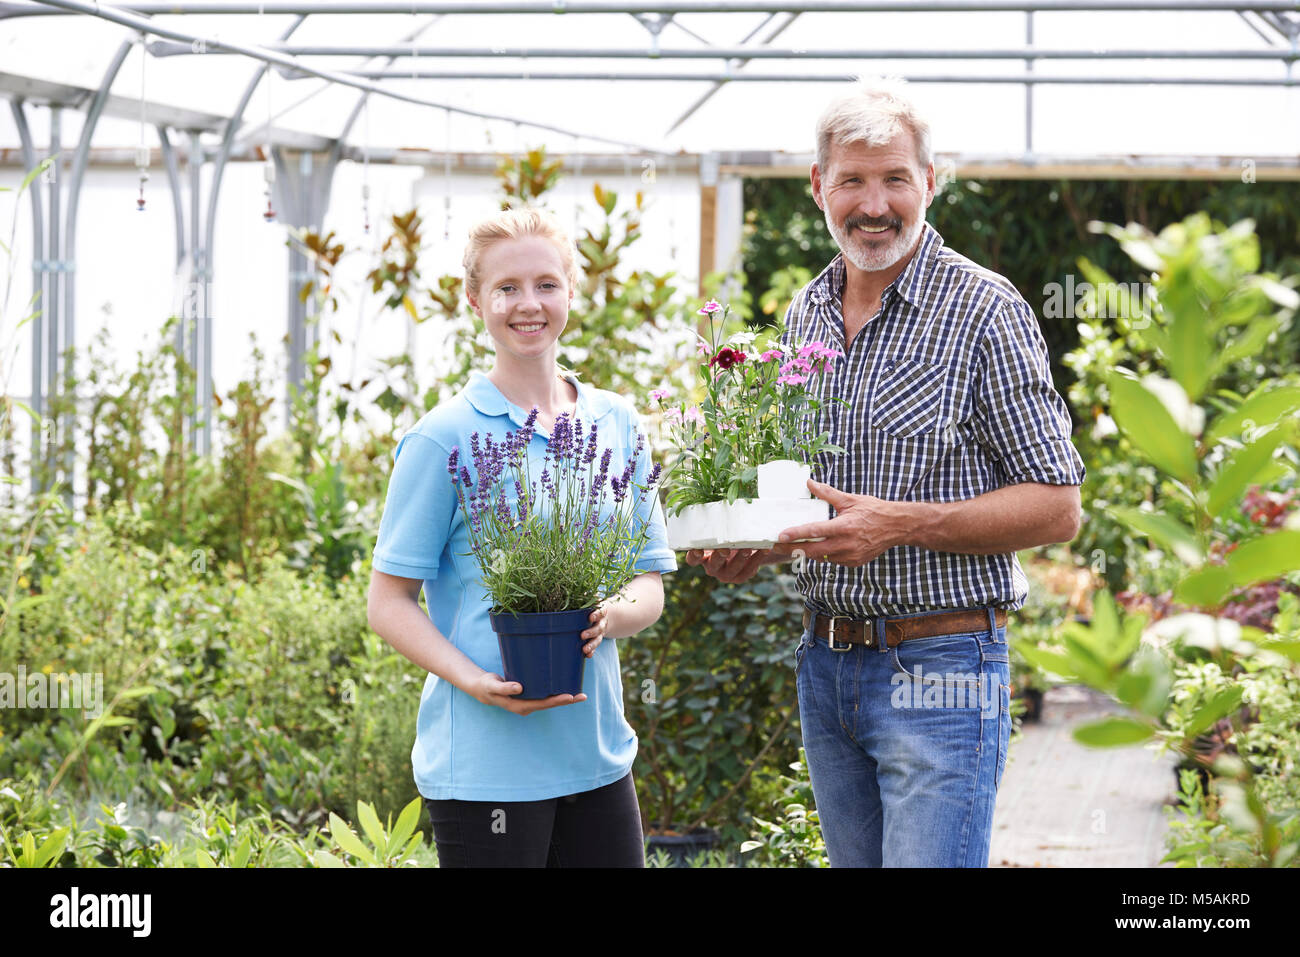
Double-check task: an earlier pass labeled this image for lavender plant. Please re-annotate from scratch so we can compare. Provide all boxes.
[448,409,663,615]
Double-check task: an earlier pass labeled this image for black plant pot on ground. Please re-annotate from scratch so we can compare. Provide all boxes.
[1014,687,1044,723]
[644,826,720,867]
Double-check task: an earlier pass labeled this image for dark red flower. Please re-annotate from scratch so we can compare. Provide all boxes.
[708,347,746,371]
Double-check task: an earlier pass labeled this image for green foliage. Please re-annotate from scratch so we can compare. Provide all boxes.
[740,751,827,868]
[317,796,425,868]
[624,561,805,847]
[1013,212,1300,867]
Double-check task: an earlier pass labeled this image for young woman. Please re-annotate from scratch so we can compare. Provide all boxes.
[366,207,675,867]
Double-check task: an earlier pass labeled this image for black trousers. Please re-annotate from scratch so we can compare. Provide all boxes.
[422,772,645,868]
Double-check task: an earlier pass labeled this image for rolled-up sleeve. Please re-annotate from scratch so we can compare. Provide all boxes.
[372,431,457,580]
[972,299,1087,487]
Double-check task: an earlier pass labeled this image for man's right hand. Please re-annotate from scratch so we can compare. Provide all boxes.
[683,548,780,584]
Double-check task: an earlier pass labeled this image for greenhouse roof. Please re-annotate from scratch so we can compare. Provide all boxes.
[3,0,1299,166]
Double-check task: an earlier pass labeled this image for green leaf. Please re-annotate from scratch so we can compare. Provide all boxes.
[1209,314,1281,382]
[1205,385,1300,444]
[1013,643,1078,681]
[1106,371,1198,481]
[1225,531,1300,586]
[387,796,422,854]
[1115,652,1173,718]
[1163,296,1214,401]
[230,833,253,869]
[33,828,68,868]
[328,813,376,866]
[1184,685,1244,739]
[313,849,346,868]
[1073,716,1155,748]
[1108,507,1203,564]
[194,849,217,868]
[1206,423,1292,517]
[356,801,387,859]
[1258,639,1300,664]
[1175,565,1234,608]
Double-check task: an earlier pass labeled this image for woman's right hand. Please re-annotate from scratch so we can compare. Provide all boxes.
[467,671,588,716]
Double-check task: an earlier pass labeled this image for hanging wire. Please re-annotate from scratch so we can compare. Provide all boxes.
[263,56,276,221]
[135,32,149,211]
[666,154,677,261]
[443,107,452,242]
[512,120,524,204]
[361,96,371,235]
[570,133,583,239]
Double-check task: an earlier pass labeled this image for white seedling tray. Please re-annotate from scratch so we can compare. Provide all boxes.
[665,498,829,550]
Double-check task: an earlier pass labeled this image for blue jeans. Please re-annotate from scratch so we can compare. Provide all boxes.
[794,608,1012,867]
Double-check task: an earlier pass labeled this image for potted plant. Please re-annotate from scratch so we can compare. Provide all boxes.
[651,298,846,550]
[448,408,662,698]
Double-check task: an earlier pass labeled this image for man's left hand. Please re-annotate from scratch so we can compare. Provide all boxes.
[771,480,910,566]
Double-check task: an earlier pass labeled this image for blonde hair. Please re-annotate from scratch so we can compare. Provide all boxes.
[815,76,932,176]
[462,206,581,299]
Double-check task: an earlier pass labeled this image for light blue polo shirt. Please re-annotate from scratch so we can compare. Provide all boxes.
[371,370,677,801]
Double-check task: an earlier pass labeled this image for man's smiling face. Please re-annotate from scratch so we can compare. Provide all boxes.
[812,130,936,274]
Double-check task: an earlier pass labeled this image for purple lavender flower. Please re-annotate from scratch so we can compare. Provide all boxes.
[572,417,585,461]
[447,446,460,476]
[459,465,473,488]
[611,474,627,504]
[496,495,512,525]
[551,413,571,459]
[647,462,663,486]
[584,425,599,466]
[524,407,540,430]
[470,431,481,460]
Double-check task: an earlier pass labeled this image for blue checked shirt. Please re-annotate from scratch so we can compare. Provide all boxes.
[781,222,1086,617]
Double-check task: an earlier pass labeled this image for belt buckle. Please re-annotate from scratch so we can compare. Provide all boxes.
[827,616,852,652]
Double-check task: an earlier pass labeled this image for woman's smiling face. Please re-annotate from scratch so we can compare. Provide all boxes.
[469,234,574,362]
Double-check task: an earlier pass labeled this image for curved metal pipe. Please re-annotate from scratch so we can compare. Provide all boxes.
[9,97,45,494]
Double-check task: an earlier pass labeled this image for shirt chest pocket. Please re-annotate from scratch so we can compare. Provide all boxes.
[870,359,950,437]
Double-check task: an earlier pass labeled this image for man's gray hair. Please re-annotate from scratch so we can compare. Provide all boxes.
[815,76,933,175]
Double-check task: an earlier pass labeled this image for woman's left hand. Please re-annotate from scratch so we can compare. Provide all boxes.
[581,604,611,657]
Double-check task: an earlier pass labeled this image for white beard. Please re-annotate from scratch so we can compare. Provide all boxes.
[823,205,924,273]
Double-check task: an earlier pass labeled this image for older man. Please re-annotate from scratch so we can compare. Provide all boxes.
[686,78,1085,868]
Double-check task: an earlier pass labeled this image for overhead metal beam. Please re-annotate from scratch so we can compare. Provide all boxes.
[666,10,798,135]
[22,0,665,153]
[321,70,1300,84]
[148,43,1300,60]
[8,1,1300,15]
[724,153,1300,179]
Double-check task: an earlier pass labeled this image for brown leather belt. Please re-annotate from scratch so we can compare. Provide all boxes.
[802,607,1008,650]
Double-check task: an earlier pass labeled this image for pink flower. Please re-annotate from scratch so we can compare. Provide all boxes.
[759,349,784,363]
[648,388,669,403]
[698,299,722,316]
[696,340,710,356]
[685,406,705,426]
[777,374,808,387]
[780,358,813,376]
[717,420,737,431]
[663,407,683,426]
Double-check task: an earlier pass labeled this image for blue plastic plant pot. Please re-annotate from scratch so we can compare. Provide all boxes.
[488,607,592,700]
